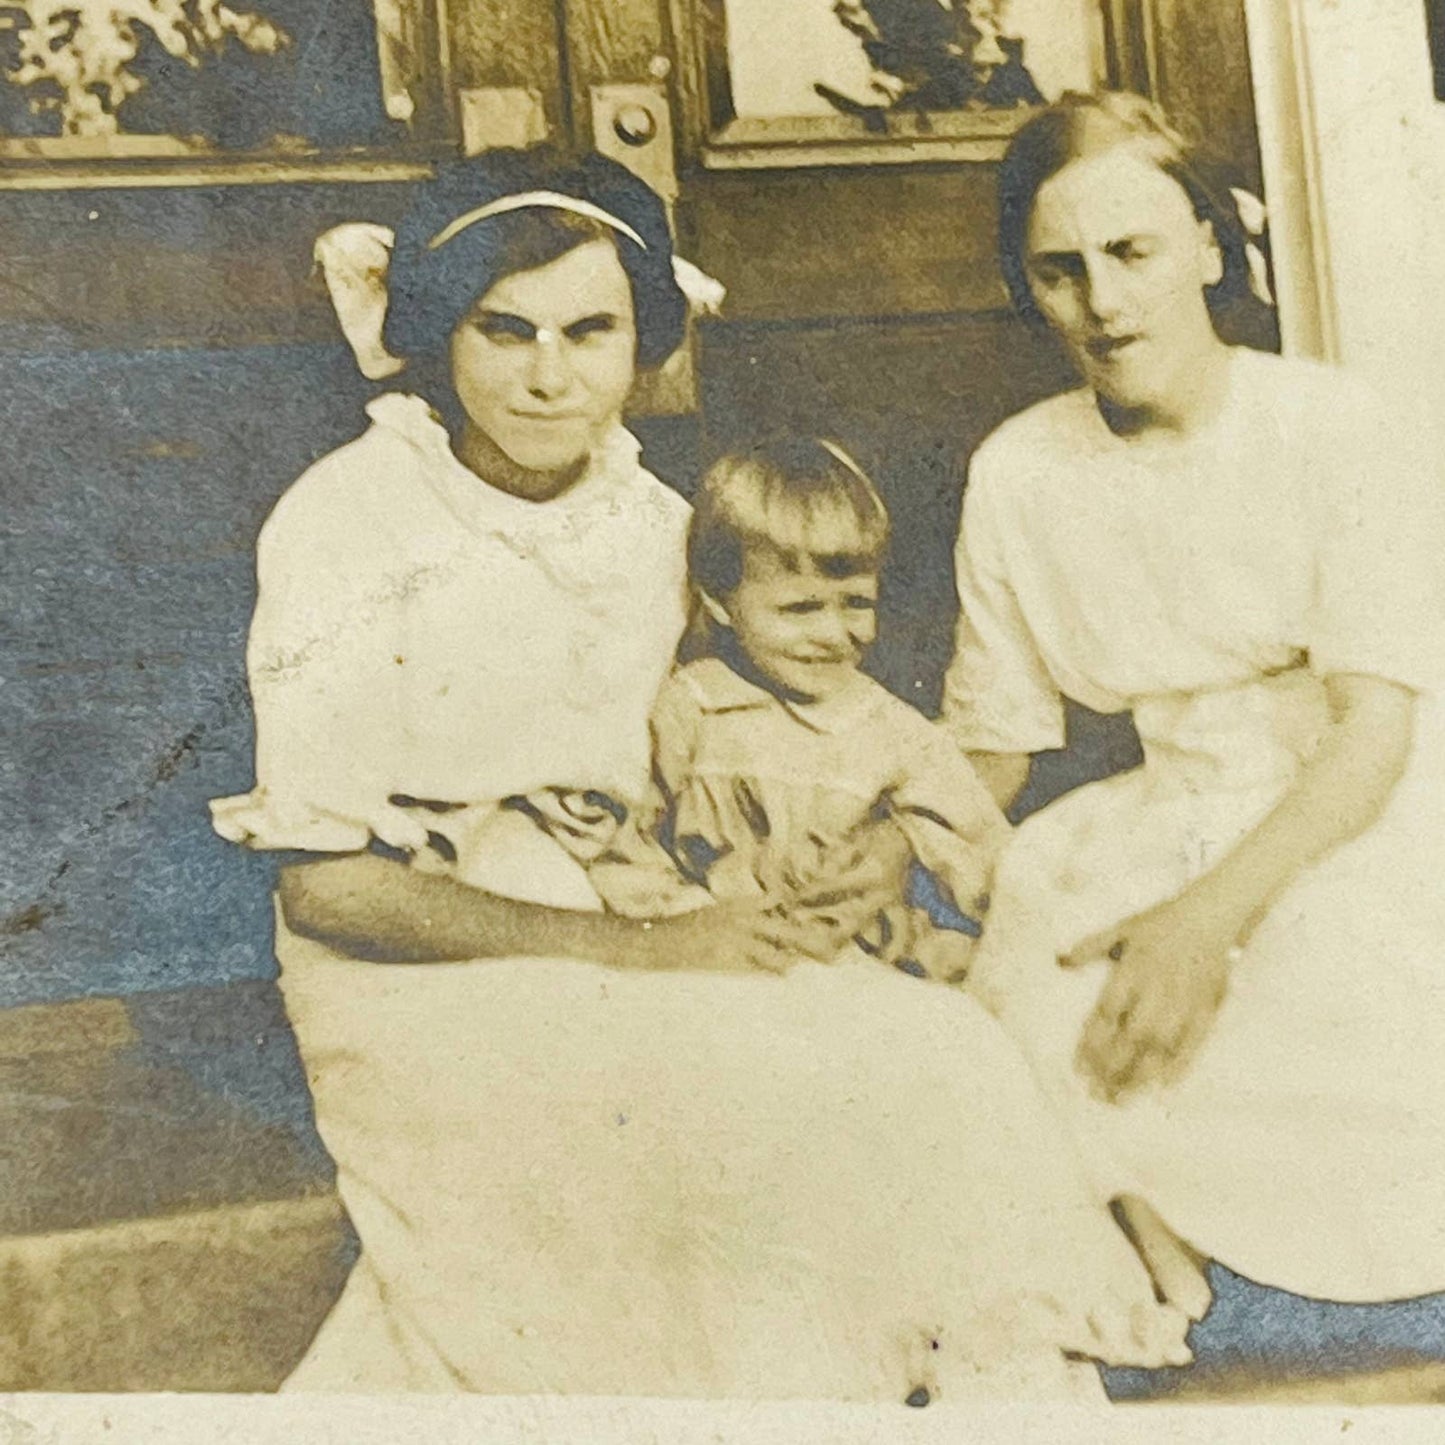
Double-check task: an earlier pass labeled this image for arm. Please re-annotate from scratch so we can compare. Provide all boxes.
[1070,672,1414,1099]
[1074,377,1438,1099]
[941,451,1066,773]
[1171,672,1411,943]
[278,852,649,966]
[277,849,862,975]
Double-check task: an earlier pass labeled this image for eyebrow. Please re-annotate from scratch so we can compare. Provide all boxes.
[1027,249,1083,267]
[471,308,624,334]
[1028,231,1164,263]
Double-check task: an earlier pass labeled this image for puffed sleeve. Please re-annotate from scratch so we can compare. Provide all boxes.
[940,447,1066,753]
[210,459,427,855]
[1305,379,1445,695]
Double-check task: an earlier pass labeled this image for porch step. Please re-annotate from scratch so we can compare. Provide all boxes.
[0,1194,351,1391]
[4,984,1445,1398]
[0,981,351,1388]
[0,981,332,1238]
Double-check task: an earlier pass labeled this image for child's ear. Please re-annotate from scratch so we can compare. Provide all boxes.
[699,590,732,628]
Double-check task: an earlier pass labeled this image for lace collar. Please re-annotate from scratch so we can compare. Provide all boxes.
[364,392,647,530]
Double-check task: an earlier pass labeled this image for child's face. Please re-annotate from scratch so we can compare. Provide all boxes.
[720,547,879,703]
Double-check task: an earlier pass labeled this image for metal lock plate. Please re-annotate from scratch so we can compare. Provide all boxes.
[589,82,678,202]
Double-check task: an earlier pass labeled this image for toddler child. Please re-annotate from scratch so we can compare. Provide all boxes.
[522,437,1009,981]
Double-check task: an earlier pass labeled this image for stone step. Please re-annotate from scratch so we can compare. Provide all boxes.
[0,981,332,1239]
[0,982,350,1389]
[4,983,1445,1398]
[0,1195,352,1391]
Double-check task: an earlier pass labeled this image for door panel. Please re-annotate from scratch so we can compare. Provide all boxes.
[558,0,1265,702]
[560,0,1264,329]
[681,167,1010,321]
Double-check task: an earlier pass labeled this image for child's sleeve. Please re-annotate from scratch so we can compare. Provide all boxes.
[888,718,1011,922]
[584,670,715,918]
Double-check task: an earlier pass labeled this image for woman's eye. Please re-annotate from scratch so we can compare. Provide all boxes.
[1028,256,1082,288]
[564,315,619,342]
[1112,240,1154,265]
[781,600,823,615]
[846,595,877,611]
[473,315,533,344]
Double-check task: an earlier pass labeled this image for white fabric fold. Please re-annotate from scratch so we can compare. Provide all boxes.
[313,223,405,381]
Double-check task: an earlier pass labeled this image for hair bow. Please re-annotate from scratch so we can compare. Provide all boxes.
[314,215,725,381]
[1229,187,1274,307]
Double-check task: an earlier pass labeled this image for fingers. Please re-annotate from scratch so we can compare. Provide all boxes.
[1075,969,1139,1097]
[741,944,792,976]
[735,902,850,971]
[1047,1296,1192,1370]
[1080,1301,1193,1369]
[367,805,434,854]
[1059,924,1124,970]
[749,913,817,966]
[803,825,910,897]
[1080,981,1198,1103]
[1151,1005,1216,1092]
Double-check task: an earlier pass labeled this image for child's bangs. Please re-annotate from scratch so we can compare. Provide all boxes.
[754,486,887,574]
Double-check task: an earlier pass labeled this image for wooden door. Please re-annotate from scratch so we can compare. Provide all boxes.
[553,0,1265,713]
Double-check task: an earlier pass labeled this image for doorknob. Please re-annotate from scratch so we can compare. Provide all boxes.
[588,83,692,414]
[590,83,677,201]
[612,103,659,148]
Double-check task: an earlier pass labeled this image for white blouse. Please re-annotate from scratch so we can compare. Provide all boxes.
[943,348,1445,755]
[212,393,691,854]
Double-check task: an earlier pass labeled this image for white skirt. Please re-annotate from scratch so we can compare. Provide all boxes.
[972,673,1445,1303]
[273,816,1169,1398]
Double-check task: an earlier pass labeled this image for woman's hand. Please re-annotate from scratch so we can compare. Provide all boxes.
[621,821,913,977]
[1062,897,1239,1103]
[785,816,914,933]
[628,897,852,976]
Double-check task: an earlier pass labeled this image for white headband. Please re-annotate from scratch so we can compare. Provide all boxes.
[315,194,725,381]
[818,438,876,491]
[428,190,649,252]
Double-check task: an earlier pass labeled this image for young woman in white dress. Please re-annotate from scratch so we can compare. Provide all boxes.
[946,91,1445,1314]
[212,145,1187,1400]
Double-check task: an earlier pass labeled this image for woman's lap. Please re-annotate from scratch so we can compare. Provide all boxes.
[278,944,1141,1396]
[976,749,1445,1302]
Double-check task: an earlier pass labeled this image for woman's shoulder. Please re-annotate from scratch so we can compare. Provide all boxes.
[259,395,446,550]
[972,388,1097,477]
[961,388,1097,522]
[1231,344,1343,391]
[1232,347,1388,430]
[598,428,691,532]
[628,463,692,533]
[1230,350,1431,489]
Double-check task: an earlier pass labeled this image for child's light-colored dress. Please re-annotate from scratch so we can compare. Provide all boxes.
[213,393,1180,1399]
[557,657,1006,979]
[945,347,1445,1302]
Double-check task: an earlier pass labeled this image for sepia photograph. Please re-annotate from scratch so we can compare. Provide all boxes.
[5,0,1445,1437]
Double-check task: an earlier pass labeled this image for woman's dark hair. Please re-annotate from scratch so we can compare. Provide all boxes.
[383,146,688,372]
[688,437,890,603]
[997,91,1261,328]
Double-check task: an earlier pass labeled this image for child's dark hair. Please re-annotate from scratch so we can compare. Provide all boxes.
[688,437,890,603]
